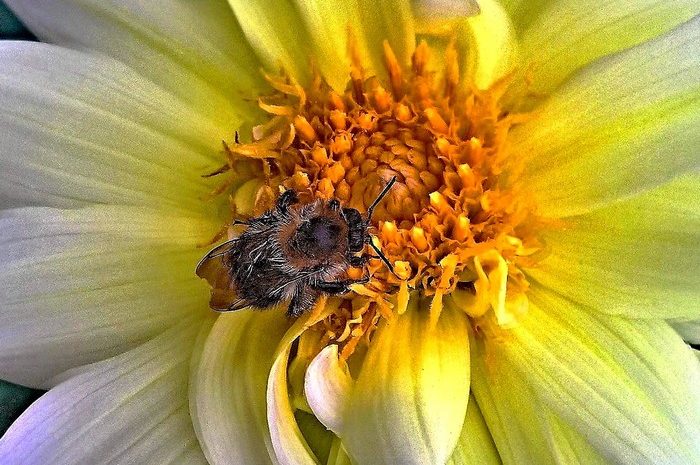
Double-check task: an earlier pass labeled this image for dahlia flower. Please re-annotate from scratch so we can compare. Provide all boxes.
[0,1,698,464]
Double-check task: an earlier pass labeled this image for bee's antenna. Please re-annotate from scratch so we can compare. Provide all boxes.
[369,239,399,278]
[366,176,397,221]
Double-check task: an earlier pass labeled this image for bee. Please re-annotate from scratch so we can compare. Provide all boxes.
[196,177,397,317]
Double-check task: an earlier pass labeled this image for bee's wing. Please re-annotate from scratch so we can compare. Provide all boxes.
[196,239,250,311]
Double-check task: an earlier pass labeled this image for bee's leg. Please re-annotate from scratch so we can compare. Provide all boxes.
[348,254,382,267]
[311,276,370,295]
[287,286,321,317]
[276,189,299,213]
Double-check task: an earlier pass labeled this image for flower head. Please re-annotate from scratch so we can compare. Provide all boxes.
[0,1,699,465]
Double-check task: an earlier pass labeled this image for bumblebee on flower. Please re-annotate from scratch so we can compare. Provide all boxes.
[0,1,698,465]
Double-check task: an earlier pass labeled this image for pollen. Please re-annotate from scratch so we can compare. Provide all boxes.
[208,38,547,357]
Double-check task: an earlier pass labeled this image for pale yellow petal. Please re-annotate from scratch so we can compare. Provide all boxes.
[5,0,263,122]
[477,285,700,464]
[190,311,289,465]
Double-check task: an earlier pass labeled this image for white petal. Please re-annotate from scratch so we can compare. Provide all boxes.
[509,16,700,217]
[340,298,471,465]
[0,41,234,212]
[190,310,290,465]
[4,0,264,118]
[528,173,700,319]
[475,285,700,464]
[0,319,209,465]
[0,206,217,388]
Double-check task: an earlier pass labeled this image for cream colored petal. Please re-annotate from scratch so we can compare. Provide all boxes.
[513,0,698,96]
[4,0,263,121]
[0,319,209,465]
[190,310,290,465]
[230,0,415,89]
[446,395,501,465]
[305,344,353,434]
[0,206,217,388]
[0,42,232,213]
[528,173,700,319]
[338,298,471,465]
[476,285,700,464]
[412,0,479,20]
[509,16,700,217]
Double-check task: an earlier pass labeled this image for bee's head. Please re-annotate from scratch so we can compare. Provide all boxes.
[343,207,369,253]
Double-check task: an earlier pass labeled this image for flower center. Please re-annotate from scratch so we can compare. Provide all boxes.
[207,40,546,357]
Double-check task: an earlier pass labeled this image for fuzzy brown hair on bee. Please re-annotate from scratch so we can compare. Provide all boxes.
[196,177,397,317]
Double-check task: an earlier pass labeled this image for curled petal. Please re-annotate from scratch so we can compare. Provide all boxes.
[190,311,289,465]
[305,345,354,434]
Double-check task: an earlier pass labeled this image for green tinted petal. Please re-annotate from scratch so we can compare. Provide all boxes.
[484,286,700,464]
[509,16,700,217]
[670,319,700,345]
[528,173,700,319]
[513,0,698,97]
[447,395,501,465]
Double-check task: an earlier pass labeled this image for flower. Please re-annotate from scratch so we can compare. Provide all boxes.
[0,0,699,464]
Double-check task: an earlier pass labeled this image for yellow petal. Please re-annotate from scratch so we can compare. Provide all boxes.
[340,297,471,465]
[267,300,338,465]
[293,0,416,90]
